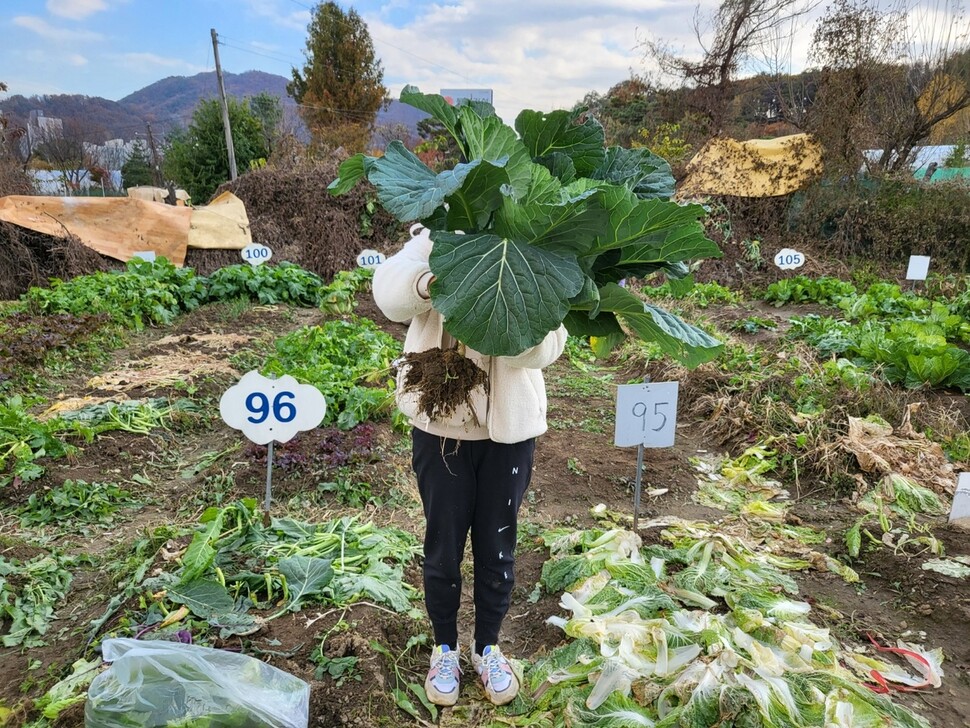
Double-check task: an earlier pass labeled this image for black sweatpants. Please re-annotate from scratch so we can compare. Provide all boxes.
[412,427,536,650]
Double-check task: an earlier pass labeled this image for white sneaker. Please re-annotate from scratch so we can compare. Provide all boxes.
[471,643,520,705]
[425,644,461,706]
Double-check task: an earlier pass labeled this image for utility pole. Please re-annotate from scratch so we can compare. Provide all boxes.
[211,28,237,181]
[145,121,163,187]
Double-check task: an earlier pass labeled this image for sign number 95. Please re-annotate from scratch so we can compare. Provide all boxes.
[614,382,679,448]
[631,400,669,433]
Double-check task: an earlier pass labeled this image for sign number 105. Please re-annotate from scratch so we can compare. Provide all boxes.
[614,382,679,448]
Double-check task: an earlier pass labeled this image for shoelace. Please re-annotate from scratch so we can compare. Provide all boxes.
[434,650,461,683]
[483,651,508,685]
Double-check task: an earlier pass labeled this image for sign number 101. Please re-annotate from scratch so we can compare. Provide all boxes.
[614,382,679,448]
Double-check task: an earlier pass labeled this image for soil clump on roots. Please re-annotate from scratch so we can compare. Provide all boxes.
[399,347,488,421]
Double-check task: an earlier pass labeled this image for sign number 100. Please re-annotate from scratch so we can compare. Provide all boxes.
[245,247,271,261]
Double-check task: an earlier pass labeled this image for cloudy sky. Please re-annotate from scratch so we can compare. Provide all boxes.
[0,0,957,125]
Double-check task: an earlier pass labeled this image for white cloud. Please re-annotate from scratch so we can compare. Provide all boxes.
[12,15,103,42]
[905,3,970,60]
[116,52,208,74]
[361,0,692,123]
[46,0,108,20]
[239,0,310,32]
[67,53,89,66]
[250,41,281,53]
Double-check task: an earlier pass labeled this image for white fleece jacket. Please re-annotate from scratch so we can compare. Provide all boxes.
[373,227,567,444]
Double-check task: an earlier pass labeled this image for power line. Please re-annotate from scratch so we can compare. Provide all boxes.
[219,39,302,68]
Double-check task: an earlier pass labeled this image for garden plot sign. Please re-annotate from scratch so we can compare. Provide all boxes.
[221,371,326,524]
[952,472,970,525]
[220,371,325,445]
[774,248,805,270]
[241,243,273,267]
[356,249,385,269]
[906,255,931,281]
[614,381,679,448]
[615,380,679,530]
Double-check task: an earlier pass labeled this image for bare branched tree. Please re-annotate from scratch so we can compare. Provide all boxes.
[872,0,970,170]
[35,118,108,192]
[645,0,822,132]
[807,0,970,173]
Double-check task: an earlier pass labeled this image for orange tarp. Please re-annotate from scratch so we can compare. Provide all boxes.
[0,192,253,266]
[0,195,192,265]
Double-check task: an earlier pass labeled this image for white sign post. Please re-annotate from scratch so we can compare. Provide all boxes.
[951,472,970,526]
[220,371,326,524]
[241,243,273,267]
[614,380,679,529]
[774,248,805,270]
[906,255,931,281]
[356,249,386,269]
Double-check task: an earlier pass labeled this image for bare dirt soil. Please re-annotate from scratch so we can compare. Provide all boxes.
[0,292,968,728]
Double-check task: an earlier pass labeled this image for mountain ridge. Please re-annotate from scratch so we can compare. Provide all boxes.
[0,70,425,143]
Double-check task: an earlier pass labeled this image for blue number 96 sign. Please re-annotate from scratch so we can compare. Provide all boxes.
[220,371,326,444]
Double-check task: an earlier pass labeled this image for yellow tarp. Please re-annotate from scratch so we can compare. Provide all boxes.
[0,191,253,265]
[678,133,823,198]
[187,191,252,250]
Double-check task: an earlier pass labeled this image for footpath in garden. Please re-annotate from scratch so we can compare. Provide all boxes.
[0,258,967,727]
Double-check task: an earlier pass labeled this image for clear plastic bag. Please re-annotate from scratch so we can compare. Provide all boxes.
[85,638,310,728]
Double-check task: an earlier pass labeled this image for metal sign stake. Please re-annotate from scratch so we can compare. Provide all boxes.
[633,441,645,531]
[632,376,650,530]
[263,440,275,527]
[614,375,678,532]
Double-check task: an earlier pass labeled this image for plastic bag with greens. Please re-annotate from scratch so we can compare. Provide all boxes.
[84,638,310,728]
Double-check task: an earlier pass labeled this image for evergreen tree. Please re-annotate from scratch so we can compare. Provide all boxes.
[121,140,154,188]
[162,97,269,204]
[247,92,283,156]
[287,1,387,152]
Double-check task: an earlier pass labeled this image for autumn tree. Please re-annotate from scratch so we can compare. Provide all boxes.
[287,1,387,152]
[0,81,34,195]
[868,1,970,170]
[802,0,902,174]
[579,75,663,147]
[413,117,462,171]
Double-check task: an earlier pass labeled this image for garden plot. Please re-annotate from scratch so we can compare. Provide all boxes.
[0,261,967,727]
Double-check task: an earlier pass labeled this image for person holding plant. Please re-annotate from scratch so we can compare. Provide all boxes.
[373,224,567,707]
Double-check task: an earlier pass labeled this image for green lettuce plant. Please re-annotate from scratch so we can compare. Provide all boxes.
[329,87,723,364]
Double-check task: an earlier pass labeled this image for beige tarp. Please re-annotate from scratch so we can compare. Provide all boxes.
[678,133,823,198]
[127,186,191,204]
[0,191,252,266]
[187,191,252,250]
